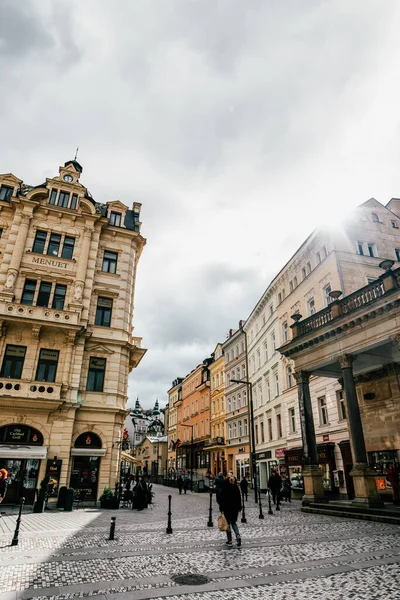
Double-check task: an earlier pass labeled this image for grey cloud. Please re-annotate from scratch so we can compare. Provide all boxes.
[0,1,53,60]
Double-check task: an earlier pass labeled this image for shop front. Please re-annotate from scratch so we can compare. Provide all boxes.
[69,432,105,500]
[285,442,338,498]
[368,449,400,503]
[0,424,47,505]
[255,450,271,491]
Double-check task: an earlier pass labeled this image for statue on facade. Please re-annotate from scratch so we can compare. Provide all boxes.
[74,281,84,302]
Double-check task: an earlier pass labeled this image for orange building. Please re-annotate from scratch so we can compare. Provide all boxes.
[176,358,212,484]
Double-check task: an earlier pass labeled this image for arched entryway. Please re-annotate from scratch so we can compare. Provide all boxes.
[0,424,45,504]
[69,432,104,500]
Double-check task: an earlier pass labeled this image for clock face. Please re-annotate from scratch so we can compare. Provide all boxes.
[63,174,73,182]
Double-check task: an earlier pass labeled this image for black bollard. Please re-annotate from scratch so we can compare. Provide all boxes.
[11,497,25,546]
[166,494,172,534]
[109,516,116,540]
[258,488,264,520]
[267,490,273,515]
[207,488,213,527]
[241,490,247,523]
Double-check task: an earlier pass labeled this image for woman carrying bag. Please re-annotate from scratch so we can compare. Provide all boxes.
[219,471,242,547]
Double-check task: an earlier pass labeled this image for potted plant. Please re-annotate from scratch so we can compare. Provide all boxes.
[33,475,50,513]
[100,487,120,509]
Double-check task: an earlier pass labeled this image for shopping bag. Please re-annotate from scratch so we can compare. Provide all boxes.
[218,512,230,532]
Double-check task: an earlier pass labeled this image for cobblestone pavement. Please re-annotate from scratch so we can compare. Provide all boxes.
[0,484,399,600]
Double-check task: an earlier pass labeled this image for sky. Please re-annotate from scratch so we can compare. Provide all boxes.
[1,0,400,409]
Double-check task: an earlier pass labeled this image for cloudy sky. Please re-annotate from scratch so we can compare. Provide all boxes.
[1,1,400,409]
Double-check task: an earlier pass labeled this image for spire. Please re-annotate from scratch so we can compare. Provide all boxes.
[131,397,142,415]
[152,399,160,416]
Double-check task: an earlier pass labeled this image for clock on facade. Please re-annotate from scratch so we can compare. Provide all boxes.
[63,174,73,182]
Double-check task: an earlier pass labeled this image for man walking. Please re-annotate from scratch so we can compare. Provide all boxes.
[239,476,248,501]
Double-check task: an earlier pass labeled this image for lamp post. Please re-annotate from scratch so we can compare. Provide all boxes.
[181,424,194,491]
[231,378,258,504]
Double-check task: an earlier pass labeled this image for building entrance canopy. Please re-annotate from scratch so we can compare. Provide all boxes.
[0,444,48,459]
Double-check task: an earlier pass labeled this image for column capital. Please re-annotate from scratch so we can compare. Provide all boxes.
[338,354,355,369]
[294,371,311,384]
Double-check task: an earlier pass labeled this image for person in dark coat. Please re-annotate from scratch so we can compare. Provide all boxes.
[0,469,8,509]
[177,475,183,494]
[183,476,190,494]
[267,470,282,506]
[215,472,225,510]
[219,472,242,546]
[281,474,291,502]
[133,476,148,510]
[239,476,248,501]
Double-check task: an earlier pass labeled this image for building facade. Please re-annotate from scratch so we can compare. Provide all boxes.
[166,377,183,473]
[0,161,146,503]
[207,343,226,475]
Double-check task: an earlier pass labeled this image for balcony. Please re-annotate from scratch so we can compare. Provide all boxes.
[205,436,225,447]
[0,301,81,326]
[0,379,62,401]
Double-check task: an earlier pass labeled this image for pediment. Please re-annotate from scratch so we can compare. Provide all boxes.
[1,173,22,185]
[85,343,115,355]
[108,200,127,212]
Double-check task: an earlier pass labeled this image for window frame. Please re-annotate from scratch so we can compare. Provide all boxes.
[0,344,26,379]
[95,296,113,327]
[86,357,107,392]
[0,185,14,202]
[102,250,118,274]
[109,212,122,227]
[35,348,59,383]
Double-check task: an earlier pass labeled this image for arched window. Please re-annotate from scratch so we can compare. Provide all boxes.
[0,424,43,445]
[372,212,380,222]
[74,432,102,448]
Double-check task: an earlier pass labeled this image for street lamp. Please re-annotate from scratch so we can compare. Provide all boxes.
[231,378,258,504]
[181,423,194,491]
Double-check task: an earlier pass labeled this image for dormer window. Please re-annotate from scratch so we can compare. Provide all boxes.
[109,212,122,227]
[48,188,78,210]
[0,185,14,202]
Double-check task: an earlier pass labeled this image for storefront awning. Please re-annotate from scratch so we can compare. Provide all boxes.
[71,448,106,456]
[120,451,140,464]
[0,444,48,459]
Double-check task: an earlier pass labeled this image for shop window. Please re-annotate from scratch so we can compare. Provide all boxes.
[35,349,59,382]
[21,279,37,305]
[47,233,62,257]
[86,357,106,392]
[32,230,47,254]
[336,390,346,420]
[318,396,329,425]
[0,185,13,202]
[95,296,113,327]
[102,250,118,274]
[110,211,122,226]
[61,236,75,259]
[0,345,26,379]
[52,284,66,309]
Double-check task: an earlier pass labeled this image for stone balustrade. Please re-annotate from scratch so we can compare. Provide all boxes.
[0,301,81,325]
[0,379,62,400]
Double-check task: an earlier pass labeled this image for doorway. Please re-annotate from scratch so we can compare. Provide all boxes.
[0,458,40,505]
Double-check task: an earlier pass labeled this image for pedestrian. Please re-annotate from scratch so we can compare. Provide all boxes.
[215,472,225,509]
[183,476,190,494]
[0,469,8,512]
[267,469,282,507]
[177,475,183,495]
[281,474,291,502]
[219,471,242,547]
[239,476,248,501]
[133,476,148,511]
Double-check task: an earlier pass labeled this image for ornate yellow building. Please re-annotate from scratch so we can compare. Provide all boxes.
[0,160,146,504]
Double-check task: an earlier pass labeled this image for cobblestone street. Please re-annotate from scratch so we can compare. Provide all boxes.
[1,484,399,600]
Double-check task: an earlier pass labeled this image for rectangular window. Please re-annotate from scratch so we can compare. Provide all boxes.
[282,321,288,342]
[36,281,52,307]
[47,233,62,257]
[318,396,328,425]
[266,377,270,401]
[243,419,248,436]
[336,390,346,420]
[274,372,279,396]
[1,345,26,379]
[307,262,311,274]
[35,349,59,382]
[302,267,307,280]
[308,297,316,315]
[49,189,58,205]
[255,424,259,445]
[323,245,328,258]
[324,284,332,306]
[294,276,298,287]
[86,357,106,392]
[367,243,376,258]
[52,284,66,309]
[268,418,273,441]
[238,420,242,437]
[21,279,37,305]
[0,185,13,202]
[57,191,70,208]
[260,421,264,443]
[32,230,47,254]
[70,194,78,210]
[277,413,282,438]
[278,292,282,304]
[396,249,400,262]
[316,252,321,264]
[272,332,276,351]
[102,250,118,274]
[289,407,296,433]
[61,236,75,260]
[391,220,399,229]
[357,242,364,256]
[110,212,122,226]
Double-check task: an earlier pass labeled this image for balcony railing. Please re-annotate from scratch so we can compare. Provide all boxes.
[0,379,62,400]
[205,436,225,447]
[0,301,81,326]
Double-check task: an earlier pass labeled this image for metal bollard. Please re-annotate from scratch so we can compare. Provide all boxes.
[241,491,247,523]
[258,488,264,519]
[207,487,213,527]
[166,494,172,534]
[11,497,25,547]
[267,490,273,515]
[109,516,116,540]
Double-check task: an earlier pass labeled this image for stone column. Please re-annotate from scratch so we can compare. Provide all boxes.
[3,213,31,295]
[73,227,92,303]
[338,354,383,508]
[294,371,324,505]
